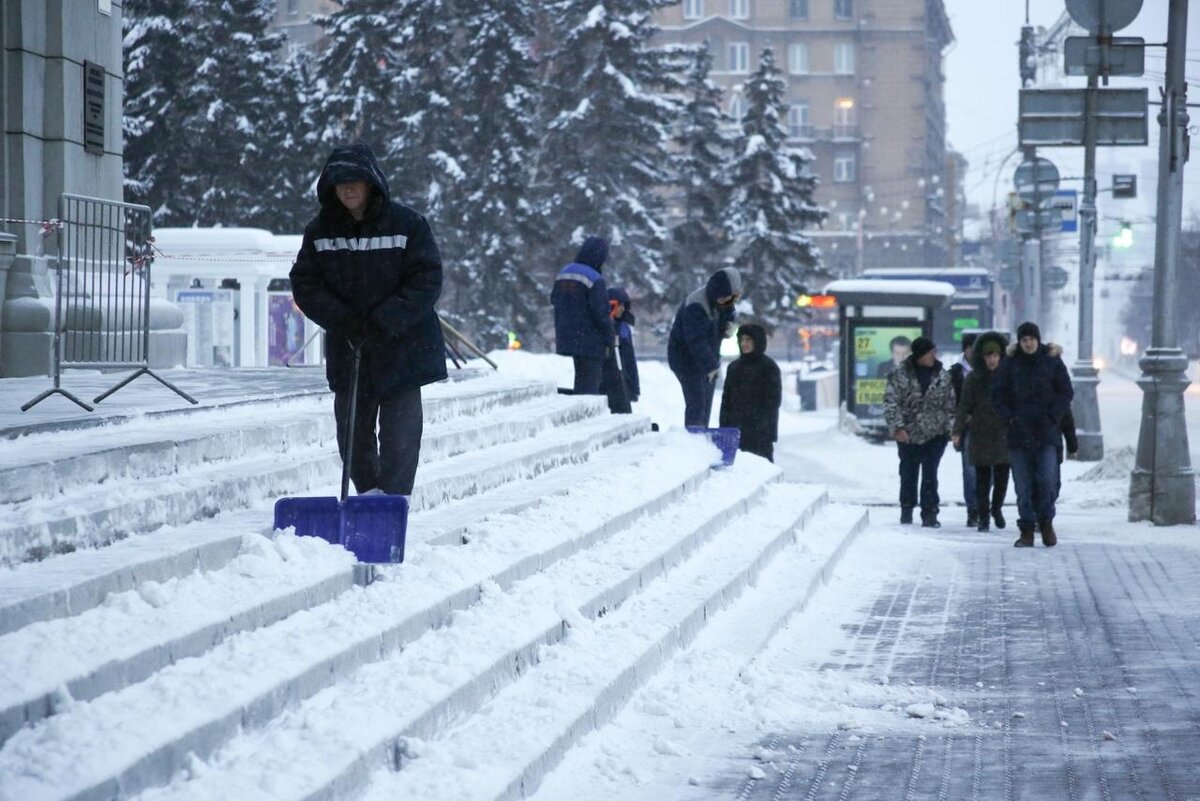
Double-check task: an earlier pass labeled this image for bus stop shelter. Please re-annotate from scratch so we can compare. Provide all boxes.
[824,279,954,437]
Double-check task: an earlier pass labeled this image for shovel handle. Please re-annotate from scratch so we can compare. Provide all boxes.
[340,341,364,503]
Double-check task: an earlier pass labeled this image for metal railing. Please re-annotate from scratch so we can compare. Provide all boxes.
[22,194,197,412]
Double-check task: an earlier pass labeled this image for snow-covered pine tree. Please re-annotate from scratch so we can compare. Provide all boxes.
[725,48,826,329]
[123,0,202,221]
[667,44,734,305]
[252,50,323,234]
[442,0,548,350]
[312,0,402,150]
[535,0,686,306]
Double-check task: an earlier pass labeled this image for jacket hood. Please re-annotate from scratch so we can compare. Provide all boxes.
[574,236,608,270]
[736,323,768,355]
[608,287,635,325]
[316,143,390,211]
[705,267,742,304]
[971,331,1010,370]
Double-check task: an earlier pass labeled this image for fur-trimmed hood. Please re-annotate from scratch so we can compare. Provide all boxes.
[1006,341,1063,359]
[971,330,1010,370]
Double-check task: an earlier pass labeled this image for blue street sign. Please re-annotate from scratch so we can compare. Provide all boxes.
[1052,189,1078,233]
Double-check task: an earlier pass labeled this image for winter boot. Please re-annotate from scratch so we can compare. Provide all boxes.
[977,517,990,533]
[1039,519,1057,547]
[900,507,914,525]
[1014,523,1035,548]
[966,509,979,528]
[992,505,1006,530]
[921,510,941,529]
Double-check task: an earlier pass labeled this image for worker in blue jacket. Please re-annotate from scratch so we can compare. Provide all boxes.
[551,236,616,395]
[602,286,639,413]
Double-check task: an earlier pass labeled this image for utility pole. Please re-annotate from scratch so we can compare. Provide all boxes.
[1071,70,1104,460]
[1129,0,1195,525]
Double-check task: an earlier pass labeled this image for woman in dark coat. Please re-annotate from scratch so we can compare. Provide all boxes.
[718,324,782,462]
[952,331,1010,531]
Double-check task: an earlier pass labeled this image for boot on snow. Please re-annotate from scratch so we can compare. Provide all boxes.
[900,507,914,525]
[1014,524,1035,548]
[1039,519,1057,547]
[992,505,1006,530]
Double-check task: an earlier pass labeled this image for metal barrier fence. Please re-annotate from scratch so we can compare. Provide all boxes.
[22,194,196,412]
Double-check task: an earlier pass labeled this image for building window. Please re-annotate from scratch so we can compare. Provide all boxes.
[834,0,853,19]
[789,0,808,19]
[834,42,856,75]
[728,0,749,20]
[728,42,750,73]
[729,94,747,123]
[833,97,856,136]
[834,152,856,182]
[684,0,704,19]
[787,103,810,138]
[787,43,809,74]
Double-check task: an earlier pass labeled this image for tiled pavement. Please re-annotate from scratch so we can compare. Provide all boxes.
[715,538,1200,800]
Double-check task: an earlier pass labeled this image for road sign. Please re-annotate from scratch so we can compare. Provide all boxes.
[998,267,1020,292]
[1018,88,1148,147]
[1042,265,1071,290]
[1014,157,1060,202]
[1016,205,1062,234]
[1113,174,1137,198]
[1050,190,1079,232]
[1065,0,1143,33]
[1064,36,1145,77]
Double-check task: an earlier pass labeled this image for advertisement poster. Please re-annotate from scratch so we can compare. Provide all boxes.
[268,293,307,366]
[172,289,234,367]
[850,323,924,418]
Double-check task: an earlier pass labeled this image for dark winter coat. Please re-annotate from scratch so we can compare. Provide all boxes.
[952,331,1010,467]
[990,341,1074,450]
[719,324,781,460]
[609,287,640,402]
[290,143,447,399]
[667,268,741,378]
[882,355,956,445]
[551,237,616,359]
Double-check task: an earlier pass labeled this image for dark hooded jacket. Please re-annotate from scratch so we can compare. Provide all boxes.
[551,237,616,359]
[952,331,1010,466]
[990,340,1074,450]
[667,268,741,377]
[718,324,781,460]
[289,143,447,398]
[608,287,640,401]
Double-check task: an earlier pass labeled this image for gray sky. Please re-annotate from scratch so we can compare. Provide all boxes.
[943,0,1200,226]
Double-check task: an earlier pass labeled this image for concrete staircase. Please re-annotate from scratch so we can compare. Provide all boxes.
[0,368,868,801]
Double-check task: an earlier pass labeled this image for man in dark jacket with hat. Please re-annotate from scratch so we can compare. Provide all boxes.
[991,321,1074,547]
[719,323,782,462]
[551,236,616,396]
[882,336,956,527]
[668,267,741,427]
[289,142,446,496]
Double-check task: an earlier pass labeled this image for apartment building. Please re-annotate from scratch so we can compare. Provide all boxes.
[268,0,339,57]
[655,0,959,273]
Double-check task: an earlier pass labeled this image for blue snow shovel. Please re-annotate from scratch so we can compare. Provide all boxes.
[273,341,408,563]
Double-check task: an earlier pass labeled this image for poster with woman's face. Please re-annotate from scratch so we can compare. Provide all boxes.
[849,324,923,417]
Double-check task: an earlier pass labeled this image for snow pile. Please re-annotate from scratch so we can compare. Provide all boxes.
[1079,445,1136,481]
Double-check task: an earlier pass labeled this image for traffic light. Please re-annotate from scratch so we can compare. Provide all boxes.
[1111,221,1133,249]
[1019,26,1037,86]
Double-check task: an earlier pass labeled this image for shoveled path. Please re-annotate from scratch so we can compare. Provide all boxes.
[714,518,1200,801]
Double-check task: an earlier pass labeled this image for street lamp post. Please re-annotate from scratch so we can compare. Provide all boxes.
[1072,71,1104,461]
[1128,0,1195,525]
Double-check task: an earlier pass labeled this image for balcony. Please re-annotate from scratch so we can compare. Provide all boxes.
[787,125,861,142]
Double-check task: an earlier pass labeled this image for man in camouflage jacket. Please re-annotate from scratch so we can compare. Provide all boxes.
[883,336,956,527]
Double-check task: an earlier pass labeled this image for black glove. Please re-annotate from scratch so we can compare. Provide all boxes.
[339,315,367,346]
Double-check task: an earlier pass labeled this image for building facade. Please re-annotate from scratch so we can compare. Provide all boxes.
[268,0,339,58]
[655,0,958,275]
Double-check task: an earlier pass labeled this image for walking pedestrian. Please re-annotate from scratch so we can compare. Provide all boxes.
[883,336,957,527]
[667,267,741,427]
[950,332,979,527]
[991,322,1074,547]
[551,236,617,396]
[289,142,446,496]
[952,332,1010,532]
[718,323,782,462]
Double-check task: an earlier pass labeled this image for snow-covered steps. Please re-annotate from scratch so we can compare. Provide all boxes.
[0,532,358,745]
[0,433,724,801]
[0,375,605,566]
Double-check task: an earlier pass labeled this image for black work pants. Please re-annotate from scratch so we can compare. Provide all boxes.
[572,356,604,395]
[677,371,715,428]
[975,464,1010,514]
[897,435,948,516]
[333,386,423,495]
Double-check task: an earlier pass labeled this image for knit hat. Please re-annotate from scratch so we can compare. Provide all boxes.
[574,236,608,270]
[1016,321,1041,342]
[910,336,936,360]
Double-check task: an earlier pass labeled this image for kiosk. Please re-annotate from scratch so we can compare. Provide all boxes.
[824,279,955,438]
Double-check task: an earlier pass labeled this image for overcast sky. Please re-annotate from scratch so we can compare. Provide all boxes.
[943,0,1200,227]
